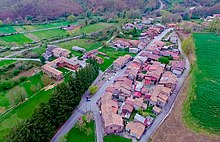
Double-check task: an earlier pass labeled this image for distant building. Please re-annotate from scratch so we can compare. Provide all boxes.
[72,46,86,53]
[113,55,132,71]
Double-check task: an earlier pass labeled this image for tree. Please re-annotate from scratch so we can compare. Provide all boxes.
[7,87,27,106]
[40,56,46,64]
[0,19,3,26]
[158,57,170,64]
[41,74,52,86]
[30,85,37,93]
[182,36,195,55]
[67,15,75,22]
[88,85,98,95]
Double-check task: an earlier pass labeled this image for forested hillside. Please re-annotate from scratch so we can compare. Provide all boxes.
[0,0,159,22]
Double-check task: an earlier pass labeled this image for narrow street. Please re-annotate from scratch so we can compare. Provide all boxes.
[0,57,40,62]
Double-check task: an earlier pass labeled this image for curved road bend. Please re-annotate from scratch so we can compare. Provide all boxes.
[50,28,173,142]
[140,37,190,142]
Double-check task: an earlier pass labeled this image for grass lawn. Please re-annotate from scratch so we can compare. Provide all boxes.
[98,46,136,71]
[72,22,115,36]
[32,29,67,40]
[104,135,131,142]
[183,33,220,134]
[0,26,16,34]
[31,47,47,55]
[56,38,102,56]
[66,121,96,142]
[0,60,16,67]
[0,89,53,141]
[0,34,32,44]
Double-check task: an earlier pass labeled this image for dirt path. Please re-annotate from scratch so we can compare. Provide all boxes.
[152,53,220,142]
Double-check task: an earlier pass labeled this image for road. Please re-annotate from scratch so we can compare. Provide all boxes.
[0,57,40,62]
[139,37,190,142]
[50,28,173,142]
[158,0,165,10]
[4,35,82,58]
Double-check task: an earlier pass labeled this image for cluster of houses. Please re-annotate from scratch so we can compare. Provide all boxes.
[99,34,186,140]
[42,45,84,80]
[205,14,220,22]
[82,49,107,64]
[42,45,71,61]
[111,38,147,54]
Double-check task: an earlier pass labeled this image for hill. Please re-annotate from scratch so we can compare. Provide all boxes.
[0,0,160,22]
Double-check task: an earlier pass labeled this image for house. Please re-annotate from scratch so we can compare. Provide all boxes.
[145,116,154,127]
[138,42,147,50]
[83,49,98,59]
[42,51,53,61]
[213,14,220,19]
[72,46,86,53]
[157,94,168,108]
[42,45,59,60]
[101,99,124,134]
[134,92,142,98]
[154,41,165,47]
[122,104,134,119]
[133,98,144,110]
[134,114,147,126]
[153,106,161,115]
[113,55,132,71]
[159,71,177,89]
[169,33,178,44]
[152,85,172,97]
[93,56,104,64]
[52,48,71,58]
[135,81,144,92]
[61,25,81,31]
[129,40,140,48]
[170,60,185,77]
[123,23,135,30]
[113,38,132,49]
[129,48,139,54]
[42,57,79,80]
[126,122,145,140]
[167,23,176,28]
[149,96,157,106]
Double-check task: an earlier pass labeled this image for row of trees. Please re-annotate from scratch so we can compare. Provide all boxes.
[5,61,99,142]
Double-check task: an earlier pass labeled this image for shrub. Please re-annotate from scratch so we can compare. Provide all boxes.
[158,57,170,64]
[19,76,27,82]
[13,70,21,76]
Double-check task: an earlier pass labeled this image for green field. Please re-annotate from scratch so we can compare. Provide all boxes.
[98,46,135,71]
[0,34,32,44]
[184,33,220,133]
[104,135,131,142]
[0,60,16,67]
[56,39,102,56]
[32,29,67,40]
[66,121,96,142]
[0,89,53,141]
[72,22,115,36]
[0,26,16,34]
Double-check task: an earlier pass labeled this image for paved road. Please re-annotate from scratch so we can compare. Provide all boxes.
[50,28,173,142]
[0,57,40,62]
[50,62,131,142]
[158,0,165,10]
[139,36,190,142]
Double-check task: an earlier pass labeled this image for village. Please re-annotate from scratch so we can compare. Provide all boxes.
[37,17,186,141]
